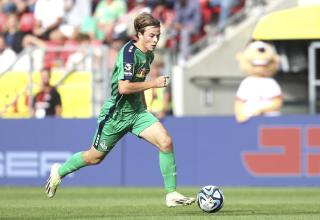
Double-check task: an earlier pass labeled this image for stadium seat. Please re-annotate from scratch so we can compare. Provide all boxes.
[0,13,8,32]
[44,40,64,68]
[19,13,35,33]
[60,39,79,65]
[200,0,212,24]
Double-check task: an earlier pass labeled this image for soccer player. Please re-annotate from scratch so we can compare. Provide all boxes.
[45,12,195,207]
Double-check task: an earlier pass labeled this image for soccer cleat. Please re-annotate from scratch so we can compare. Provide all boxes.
[45,163,61,198]
[166,191,196,207]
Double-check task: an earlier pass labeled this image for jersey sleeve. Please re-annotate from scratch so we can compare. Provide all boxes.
[119,44,136,81]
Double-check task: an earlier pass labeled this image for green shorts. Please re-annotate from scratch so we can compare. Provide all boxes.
[92,110,158,152]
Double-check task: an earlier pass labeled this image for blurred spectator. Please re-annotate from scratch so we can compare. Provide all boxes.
[0,34,17,73]
[3,13,19,49]
[208,0,240,34]
[81,0,127,43]
[152,0,174,29]
[152,0,175,49]
[107,30,127,72]
[146,0,175,9]
[1,0,35,14]
[22,32,65,69]
[24,0,37,13]
[58,0,91,40]
[91,0,100,13]
[3,13,28,53]
[145,54,172,119]
[2,1,17,13]
[173,0,202,64]
[65,33,103,71]
[117,0,151,38]
[31,68,62,118]
[33,0,64,40]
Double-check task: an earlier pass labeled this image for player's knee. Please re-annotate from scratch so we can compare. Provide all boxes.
[84,155,104,165]
[87,157,103,165]
[159,136,173,153]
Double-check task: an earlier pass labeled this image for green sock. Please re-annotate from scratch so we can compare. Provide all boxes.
[159,151,177,193]
[58,152,87,178]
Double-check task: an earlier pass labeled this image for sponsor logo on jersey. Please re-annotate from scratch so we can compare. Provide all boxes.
[136,68,149,78]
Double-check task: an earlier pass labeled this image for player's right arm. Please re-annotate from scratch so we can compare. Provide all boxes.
[118,76,168,95]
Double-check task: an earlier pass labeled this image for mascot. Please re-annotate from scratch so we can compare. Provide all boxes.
[234,41,283,123]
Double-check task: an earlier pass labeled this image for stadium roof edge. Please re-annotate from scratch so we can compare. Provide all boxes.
[253,5,320,40]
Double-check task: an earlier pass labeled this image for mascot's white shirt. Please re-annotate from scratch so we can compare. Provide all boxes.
[236,76,282,117]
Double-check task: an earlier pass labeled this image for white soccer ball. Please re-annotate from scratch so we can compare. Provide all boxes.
[197,185,224,213]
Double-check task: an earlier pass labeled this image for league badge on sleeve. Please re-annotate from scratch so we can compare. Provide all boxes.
[124,63,134,80]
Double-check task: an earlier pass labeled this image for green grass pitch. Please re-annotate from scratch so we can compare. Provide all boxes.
[1,187,320,220]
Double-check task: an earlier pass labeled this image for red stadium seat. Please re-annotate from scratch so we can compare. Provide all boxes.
[19,13,35,33]
[43,40,64,68]
[60,39,79,64]
[0,13,8,32]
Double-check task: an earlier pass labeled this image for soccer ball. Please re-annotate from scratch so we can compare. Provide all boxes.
[197,185,224,213]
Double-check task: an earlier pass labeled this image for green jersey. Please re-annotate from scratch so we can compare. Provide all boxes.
[99,41,154,121]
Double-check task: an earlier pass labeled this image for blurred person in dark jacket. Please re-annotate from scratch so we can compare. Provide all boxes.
[173,0,202,65]
[31,68,62,118]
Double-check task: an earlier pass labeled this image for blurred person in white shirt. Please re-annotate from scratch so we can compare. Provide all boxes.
[0,34,17,74]
[33,0,64,40]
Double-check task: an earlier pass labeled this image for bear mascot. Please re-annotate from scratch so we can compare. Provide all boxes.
[234,41,283,123]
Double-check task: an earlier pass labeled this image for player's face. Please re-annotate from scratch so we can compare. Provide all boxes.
[139,26,161,52]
